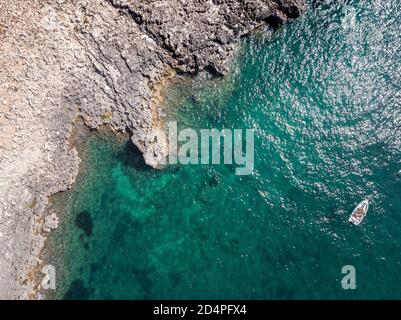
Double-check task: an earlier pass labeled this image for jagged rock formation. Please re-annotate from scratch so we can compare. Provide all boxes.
[109,0,304,75]
[0,0,304,299]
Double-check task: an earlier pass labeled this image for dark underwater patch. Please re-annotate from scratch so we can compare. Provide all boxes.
[117,141,151,172]
[131,268,154,299]
[63,279,91,300]
[75,210,93,237]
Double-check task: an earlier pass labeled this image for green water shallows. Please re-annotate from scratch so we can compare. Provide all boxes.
[51,0,401,299]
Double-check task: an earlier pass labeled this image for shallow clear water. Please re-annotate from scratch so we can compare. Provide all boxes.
[51,0,401,299]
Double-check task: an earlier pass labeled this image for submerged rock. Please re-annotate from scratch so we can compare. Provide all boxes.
[74,210,93,237]
[63,279,91,300]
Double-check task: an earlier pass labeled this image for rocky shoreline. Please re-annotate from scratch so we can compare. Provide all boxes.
[0,0,304,299]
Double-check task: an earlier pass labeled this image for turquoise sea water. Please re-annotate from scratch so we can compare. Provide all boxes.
[50,0,401,299]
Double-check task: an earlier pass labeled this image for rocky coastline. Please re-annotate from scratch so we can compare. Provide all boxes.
[0,0,304,299]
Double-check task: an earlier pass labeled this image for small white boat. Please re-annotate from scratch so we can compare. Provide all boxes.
[348,199,369,225]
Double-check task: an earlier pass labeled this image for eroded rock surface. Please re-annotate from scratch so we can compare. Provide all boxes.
[109,0,304,74]
[0,0,304,299]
